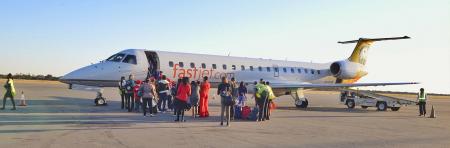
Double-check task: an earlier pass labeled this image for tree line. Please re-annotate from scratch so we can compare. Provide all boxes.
[0,73,59,81]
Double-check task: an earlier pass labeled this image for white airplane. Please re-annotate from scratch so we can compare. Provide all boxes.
[60,36,417,108]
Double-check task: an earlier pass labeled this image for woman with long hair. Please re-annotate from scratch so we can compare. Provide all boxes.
[175,77,191,122]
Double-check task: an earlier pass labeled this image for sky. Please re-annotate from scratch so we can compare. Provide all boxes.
[0,0,449,94]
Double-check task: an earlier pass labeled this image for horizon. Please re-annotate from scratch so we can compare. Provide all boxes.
[1,0,449,94]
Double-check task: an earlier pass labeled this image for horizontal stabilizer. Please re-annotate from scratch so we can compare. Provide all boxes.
[338,36,410,44]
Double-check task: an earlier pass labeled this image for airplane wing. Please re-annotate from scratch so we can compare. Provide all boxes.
[271,82,419,89]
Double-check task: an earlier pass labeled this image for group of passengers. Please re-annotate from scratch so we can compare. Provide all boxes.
[118,73,275,126]
[214,77,276,126]
[118,74,212,121]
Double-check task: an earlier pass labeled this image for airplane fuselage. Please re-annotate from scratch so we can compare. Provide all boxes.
[61,49,340,91]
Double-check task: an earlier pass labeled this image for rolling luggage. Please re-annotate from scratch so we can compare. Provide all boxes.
[241,106,251,119]
[249,107,259,121]
[234,106,242,119]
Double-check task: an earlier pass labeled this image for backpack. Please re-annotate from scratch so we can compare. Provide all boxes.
[249,107,259,121]
[125,80,134,92]
[157,81,168,92]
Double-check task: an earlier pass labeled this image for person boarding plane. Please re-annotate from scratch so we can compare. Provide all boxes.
[60,36,417,108]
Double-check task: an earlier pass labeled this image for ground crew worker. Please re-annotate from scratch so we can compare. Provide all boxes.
[417,88,427,116]
[255,80,267,122]
[1,73,16,110]
[254,81,266,100]
[265,81,276,120]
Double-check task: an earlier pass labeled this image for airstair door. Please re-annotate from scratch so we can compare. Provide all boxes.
[144,51,160,79]
[273,65,280,77]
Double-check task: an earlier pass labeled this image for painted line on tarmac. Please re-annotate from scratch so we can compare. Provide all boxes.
[0,119,141,123]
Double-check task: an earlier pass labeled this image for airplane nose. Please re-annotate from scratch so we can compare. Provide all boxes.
[60,64,100,84]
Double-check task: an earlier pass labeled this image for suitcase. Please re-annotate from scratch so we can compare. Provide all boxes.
[152,106,158,114]
[241,106,251,119]
[269,101,276,110]
[234,106,242,119]
[249,107,259,121]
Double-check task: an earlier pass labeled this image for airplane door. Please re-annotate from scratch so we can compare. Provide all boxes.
[273,65,279,77]
[144,51,160,78]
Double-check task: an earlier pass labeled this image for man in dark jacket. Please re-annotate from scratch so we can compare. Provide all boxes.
[218,77,232,126]
[119,76,126,109]
[157,75,170,112]
[125,74,136,112]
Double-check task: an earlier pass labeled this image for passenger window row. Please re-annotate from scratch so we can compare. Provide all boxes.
[168,61,321,75]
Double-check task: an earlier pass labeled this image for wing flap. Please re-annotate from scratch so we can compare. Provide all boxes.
[271,82,419,89]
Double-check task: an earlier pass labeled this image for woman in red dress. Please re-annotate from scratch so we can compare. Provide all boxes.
[199,76,211,117]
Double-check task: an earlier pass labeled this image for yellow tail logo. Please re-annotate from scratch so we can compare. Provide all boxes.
[348,40,373,65]
[338,36,410,65]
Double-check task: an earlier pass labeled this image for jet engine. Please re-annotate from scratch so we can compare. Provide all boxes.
[330,60,367,79]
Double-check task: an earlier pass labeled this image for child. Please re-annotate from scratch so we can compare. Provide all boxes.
[19,91,27,106]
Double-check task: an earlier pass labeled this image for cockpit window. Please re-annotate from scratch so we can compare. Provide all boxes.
[106,53,126,62]
[123,55,137,65]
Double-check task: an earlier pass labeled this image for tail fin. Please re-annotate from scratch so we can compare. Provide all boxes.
[338,36,410,65]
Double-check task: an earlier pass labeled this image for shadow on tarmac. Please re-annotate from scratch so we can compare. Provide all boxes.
[0,96,259,130]
[276,106,378,113]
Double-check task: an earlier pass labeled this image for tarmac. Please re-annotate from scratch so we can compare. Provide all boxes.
[0,79,449,148]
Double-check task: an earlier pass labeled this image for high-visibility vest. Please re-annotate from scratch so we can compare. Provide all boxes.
[418,92,427,102]
[255,83,266,99]
[7,79,16,96]
[267,86,276,100]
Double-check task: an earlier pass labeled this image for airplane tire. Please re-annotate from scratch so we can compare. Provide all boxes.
[361,106,369,109]
[346,100,355,109]
[95,97,107,106]
[376,102,387,111]
[391,107,400,111]
[295,99,309,108]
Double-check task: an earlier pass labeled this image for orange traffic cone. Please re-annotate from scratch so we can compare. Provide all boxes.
[18,91,27,106]
[429,105,436,118]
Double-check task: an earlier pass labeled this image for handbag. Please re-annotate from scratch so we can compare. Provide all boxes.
[223,95,234,106]
[186,98,192,111]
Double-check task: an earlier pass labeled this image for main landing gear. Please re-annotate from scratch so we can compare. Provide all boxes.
[290,88,309,108]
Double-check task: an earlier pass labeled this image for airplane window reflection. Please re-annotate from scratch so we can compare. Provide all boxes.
[123,55,137,65]
[106,53,126,62]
